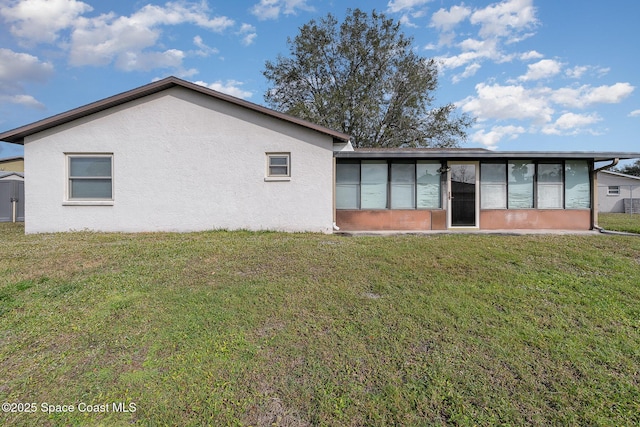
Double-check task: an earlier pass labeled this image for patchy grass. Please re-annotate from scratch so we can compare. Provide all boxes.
[1,222,639,426]
[599,213,640,234]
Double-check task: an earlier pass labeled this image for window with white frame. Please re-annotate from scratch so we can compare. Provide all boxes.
[390,162,416,209]
[565,160,590,208]
[480,163,507,209]
[336,160,442,210]
[508,161,535,209]
[266,153,290,177]
[537,163,564,209]
[67,154,113,200]
[336,161,360,209]
[360,160,388,209]
[416,161,441,209]
[607,186,620,196]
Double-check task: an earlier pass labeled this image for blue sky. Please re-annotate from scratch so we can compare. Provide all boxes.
[1,0,639,160]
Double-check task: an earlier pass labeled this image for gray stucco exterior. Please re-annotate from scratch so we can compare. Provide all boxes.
[597,170,640,213]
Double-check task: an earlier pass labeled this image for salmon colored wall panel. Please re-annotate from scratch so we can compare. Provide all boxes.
[480,210,592,230]
[431,210,447,230]
[336,210,434,231]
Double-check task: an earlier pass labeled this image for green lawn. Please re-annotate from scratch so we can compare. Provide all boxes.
[599,212,640,234]
[1,223,639,426]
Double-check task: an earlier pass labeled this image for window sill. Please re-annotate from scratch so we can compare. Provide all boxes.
[63,200,114,206]
[264,177,291,182]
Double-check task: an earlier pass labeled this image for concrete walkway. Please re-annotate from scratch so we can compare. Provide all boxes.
[336,229,605,236]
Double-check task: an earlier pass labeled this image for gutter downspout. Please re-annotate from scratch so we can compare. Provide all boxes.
[592,158,619,232]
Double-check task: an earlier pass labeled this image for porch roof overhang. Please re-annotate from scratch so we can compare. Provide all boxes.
[334,149,640,163]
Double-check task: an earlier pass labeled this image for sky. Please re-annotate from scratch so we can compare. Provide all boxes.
[1,0,639,162]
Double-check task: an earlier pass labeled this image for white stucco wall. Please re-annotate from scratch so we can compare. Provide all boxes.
[597,171,640,213]
[24,87,336,233]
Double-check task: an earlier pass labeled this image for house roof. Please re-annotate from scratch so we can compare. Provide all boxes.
[335,148,640,162]
[0,76,351,145]
[0,171,24,179]
[0,156,24,162]
[599,170,640,181]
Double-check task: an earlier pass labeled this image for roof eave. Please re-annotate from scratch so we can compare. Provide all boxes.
[334,150,640,162]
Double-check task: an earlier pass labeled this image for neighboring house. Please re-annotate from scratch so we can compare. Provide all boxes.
[0,156,24,172]
[597,170,640,213]
[0,171,24,222]
[0,76,639,233]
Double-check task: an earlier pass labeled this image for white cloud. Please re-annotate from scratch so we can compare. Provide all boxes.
[193,80,252,99]
[519,50,543,61]
[565,65,588,79]
[628,110,640,117]
[458,83,553,124]
[250,0,314,21]
[460,81,634,126]
[387,0,432,14]
[565,65,610,79]
[470,0,537,40]
[518,59,563,81]
[0,48,54,83]
[430,5,471,32]
[452,63,481,84]
[116,49,185,72]
[436,38,501,70]
[471,125,526,150]
[123,2,235,32]
[429,5,471,46]
[0,94,45,109]
[542,112,601,135]
[68,2,234,71]
[193,35,219,57]
[0,48,53,109]
[0,0,92,44]
[398,13,419,28]
[551,83,635,108]
[238,23,257,46]
[429,0,540,74]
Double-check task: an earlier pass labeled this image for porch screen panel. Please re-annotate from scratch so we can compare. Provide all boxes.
[336,162,360,209]
[565,160,590,208]
[537,163,563,209]
[508,161,534,209]
[416,161,441,208]
[391,163,416,209]
[361,161,388,209]
[480,163,507,209]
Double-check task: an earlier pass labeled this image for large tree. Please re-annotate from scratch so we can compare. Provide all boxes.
[263,8,473,148]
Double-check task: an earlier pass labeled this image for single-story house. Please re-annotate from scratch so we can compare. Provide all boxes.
[0,76,638,233]
[0,156,24,172]
[0,171,24,222]
[597,170,640,213]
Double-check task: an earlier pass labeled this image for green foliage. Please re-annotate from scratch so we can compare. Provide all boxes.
[263,8,474,148]
[1,223,640,425]
[614,159,640,177]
